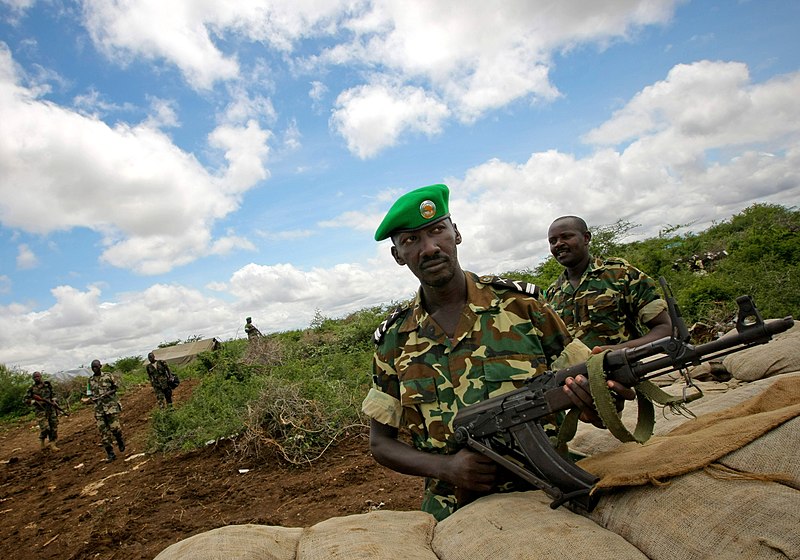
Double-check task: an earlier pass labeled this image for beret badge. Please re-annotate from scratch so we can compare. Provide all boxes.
[419,200,437,219]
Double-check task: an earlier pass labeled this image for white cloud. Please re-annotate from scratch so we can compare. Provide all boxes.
[309,80,327,101]
[76,0,681,154]
[0,45,270,275]
[331,82,450,158]
[0,256,415,373]
[16,243,38,269]
[445,63,800,274]
[0,275,11,294]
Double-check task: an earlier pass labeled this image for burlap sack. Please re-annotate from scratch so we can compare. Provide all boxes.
[432,491,648,560]
[154,524,302,560]
[722,319,800,381]
[586,469,800,560]
[578,375,800,490]
[717,415,800,488]
[570,373,799,458]
[296,510,437,560]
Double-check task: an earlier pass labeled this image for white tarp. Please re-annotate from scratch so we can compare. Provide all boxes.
[50,367,92,382]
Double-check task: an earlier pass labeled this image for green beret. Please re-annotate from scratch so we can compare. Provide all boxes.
[374,184,450,241]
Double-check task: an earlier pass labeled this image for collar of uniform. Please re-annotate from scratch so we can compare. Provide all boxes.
[397,271,496,336]
[555,255,604,289]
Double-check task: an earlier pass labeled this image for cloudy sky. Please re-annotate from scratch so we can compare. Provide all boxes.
[1,0,798,374]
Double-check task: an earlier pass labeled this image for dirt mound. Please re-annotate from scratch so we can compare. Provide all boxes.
[0,381,419,560]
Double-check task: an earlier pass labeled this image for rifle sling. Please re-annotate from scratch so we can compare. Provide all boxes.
[559,351,702,446]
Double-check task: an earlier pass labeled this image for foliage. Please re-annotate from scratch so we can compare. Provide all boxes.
[148,371,262,451]
[0,365,31,419]
[109,355,144,374]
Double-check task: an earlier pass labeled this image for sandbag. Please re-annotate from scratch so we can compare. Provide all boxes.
[722,319,800,381]
[432,491,648,560]
[718,415,800,487]
[296,510,437,560]
[154,524,302,560]
[570,373,799,458]
[586,469,800,560]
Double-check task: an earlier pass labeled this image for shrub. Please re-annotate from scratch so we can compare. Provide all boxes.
[0,365,31,419]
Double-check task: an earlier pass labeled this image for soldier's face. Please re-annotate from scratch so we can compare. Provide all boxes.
[548,219,590,269]
[391,219,462,288]
[33,373,42,384]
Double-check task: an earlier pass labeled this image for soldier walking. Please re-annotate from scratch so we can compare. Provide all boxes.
[146,352,174,409]
[81,359,126,462]
[24,371,60,451]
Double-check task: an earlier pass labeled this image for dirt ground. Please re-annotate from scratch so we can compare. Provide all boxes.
[0,380,421,560]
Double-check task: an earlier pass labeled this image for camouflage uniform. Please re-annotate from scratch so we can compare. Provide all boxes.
[146,359,173,408]
[24,380,59,444]
[87,371,125,452]
[545,256,667,350]
[245,321,262,339]
[362,272,589,520]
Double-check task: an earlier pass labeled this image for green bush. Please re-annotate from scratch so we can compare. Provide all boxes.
[0,365,31,419]
[110,355,144,374]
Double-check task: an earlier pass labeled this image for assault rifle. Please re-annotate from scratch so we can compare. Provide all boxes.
[453,279,794,512]
[31,394,70,416]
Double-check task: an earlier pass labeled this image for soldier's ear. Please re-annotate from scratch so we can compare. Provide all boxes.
[453,223,462,245]
[391,246,406,266]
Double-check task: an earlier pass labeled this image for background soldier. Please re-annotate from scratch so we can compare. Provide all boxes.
[546,215,672,352]
[244,316,262,339]
[24,371,60,451]
[146,352,174,409]
[81,359,126,462]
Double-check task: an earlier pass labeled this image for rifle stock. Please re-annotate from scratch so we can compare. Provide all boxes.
[453,281,794,511]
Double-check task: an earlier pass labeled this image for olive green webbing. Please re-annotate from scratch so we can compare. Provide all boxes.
[558,351,704,447]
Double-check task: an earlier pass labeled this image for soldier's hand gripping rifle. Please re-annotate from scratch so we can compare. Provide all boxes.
[31,394,70,416]
[453,278,794,512]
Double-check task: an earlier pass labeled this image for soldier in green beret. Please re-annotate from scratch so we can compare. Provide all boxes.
[362,184,631,520]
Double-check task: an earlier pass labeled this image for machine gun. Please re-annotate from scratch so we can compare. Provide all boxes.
[31,394,70,416]
[453,278,794,512]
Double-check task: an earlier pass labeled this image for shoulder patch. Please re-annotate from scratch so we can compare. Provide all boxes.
[373,305,410,345]
[479,275,541,299]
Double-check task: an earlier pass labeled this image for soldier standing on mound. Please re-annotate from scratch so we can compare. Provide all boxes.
[244,317,262,339]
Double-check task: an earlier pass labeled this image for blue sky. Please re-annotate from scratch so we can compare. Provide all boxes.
[1,0,798,373]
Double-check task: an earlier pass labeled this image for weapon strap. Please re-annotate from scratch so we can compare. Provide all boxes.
[587,351,655,443]
[558,351,703,446]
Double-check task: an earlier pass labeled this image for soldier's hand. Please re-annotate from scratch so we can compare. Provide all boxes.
[445,448,497,492]
[81,397,91,404]
[563,374,635,428]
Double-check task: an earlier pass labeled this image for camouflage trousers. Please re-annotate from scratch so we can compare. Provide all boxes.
[421,481,459,521]
[95,411,123,447]
[36,410,59,442]
[153,386,173,409]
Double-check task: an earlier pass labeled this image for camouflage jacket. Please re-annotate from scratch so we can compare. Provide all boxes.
[87,372,122,415]
[245,323,261,339]
[362,272,589,517]
[545,256,667,350]
[146,360,172,391]
[25,381,56,411]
